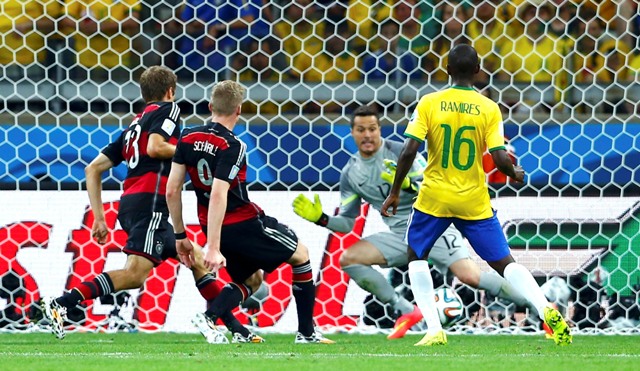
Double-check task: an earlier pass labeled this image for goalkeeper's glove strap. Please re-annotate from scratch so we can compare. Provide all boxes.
[314,213,329,227]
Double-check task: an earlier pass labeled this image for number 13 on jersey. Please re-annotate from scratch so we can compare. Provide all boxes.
[124,124,142,169]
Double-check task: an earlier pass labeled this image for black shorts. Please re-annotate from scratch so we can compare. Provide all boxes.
[219,214,298,283]
[118,210,177,266]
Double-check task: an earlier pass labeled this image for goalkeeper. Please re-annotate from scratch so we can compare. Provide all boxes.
[292,105,529,339]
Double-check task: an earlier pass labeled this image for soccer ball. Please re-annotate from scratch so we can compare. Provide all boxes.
[434,287,464,327]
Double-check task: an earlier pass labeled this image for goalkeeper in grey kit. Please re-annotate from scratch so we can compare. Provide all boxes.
[292,105,529,338]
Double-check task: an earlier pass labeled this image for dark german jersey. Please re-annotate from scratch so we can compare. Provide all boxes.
[173,122,262,227]
[102,101,181,215]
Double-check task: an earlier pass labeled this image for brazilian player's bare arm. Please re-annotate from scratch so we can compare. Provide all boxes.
[491,149,525,182]
[381,138,421,216]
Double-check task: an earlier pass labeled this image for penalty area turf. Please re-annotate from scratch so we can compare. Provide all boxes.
[0,333,637,371]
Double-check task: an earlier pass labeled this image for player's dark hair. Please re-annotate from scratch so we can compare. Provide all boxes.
[350,105,380,127]
[447,44,479,80]
[139,66,177,103]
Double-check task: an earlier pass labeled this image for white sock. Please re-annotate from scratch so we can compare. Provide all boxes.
[408,260,442,333]
[503,263,549,319]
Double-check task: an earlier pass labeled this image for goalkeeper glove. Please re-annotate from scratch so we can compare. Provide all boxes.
[380,159,414,191]
[292,194,329,226]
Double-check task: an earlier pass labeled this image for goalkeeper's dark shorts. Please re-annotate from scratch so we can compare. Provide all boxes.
[213,214,298,283]
[118,209,177,266]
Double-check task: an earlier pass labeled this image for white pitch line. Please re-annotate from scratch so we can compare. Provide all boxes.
[1,352,639,359]
[0,352,135,359]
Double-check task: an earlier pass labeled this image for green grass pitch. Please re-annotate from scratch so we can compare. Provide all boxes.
[0,333,638,370]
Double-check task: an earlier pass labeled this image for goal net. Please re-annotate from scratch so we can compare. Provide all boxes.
[0,0,639,335]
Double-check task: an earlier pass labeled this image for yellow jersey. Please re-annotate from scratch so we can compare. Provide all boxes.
[467,20,509,75]
[501,34,563,83]
[0,0,62,65]
[313,53,360,83]
[404,86,505,220]
[574,37,631,84]
[65,0,140,68]
[347,0,374,50]
[275,20,324,81]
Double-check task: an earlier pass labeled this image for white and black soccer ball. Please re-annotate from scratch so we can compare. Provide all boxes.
[434,287,464,327]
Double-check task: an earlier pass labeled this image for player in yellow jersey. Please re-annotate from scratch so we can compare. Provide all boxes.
[381,44,572,347]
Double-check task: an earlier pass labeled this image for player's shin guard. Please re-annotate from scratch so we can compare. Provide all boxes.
[205,282,252,320]
[195,273,222,301]
[196,273,249,337]
[503,263,549,318]
[56,273,115,309]
[292,261,315,337]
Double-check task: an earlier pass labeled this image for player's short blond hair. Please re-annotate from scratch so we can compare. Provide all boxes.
[210,81,246,116]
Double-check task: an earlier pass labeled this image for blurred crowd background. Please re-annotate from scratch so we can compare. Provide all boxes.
[2,2,640,332]
[1,0,640,115]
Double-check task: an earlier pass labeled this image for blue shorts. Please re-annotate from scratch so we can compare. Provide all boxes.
[406,209,511,262]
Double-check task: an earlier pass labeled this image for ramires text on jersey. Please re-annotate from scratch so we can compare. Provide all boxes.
[440,101,481,115]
